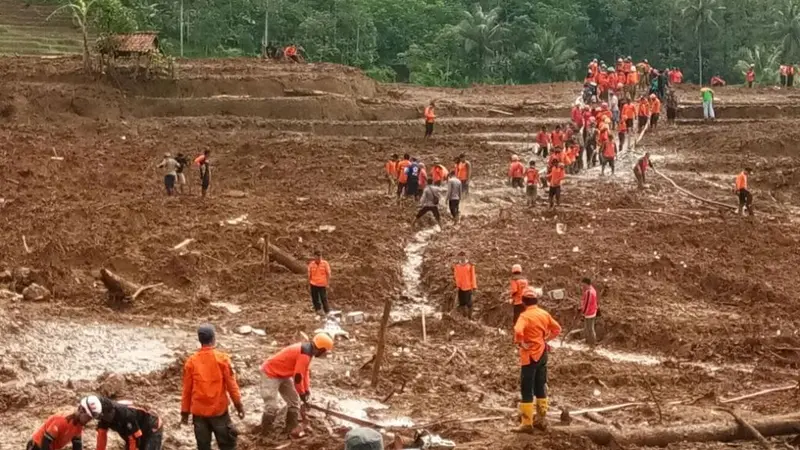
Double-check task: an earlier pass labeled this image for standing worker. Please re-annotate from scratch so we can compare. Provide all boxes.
[423,101,436,139]
[194,150,211,198]
[308,250,332,316]
[385,154,399,196]
[637,95,651,130]
[600,139,617,176]
[649,93,662,131]
[735,168,754,216]
[633,152,654,189]
[580,278,598,347]
[396,154,411,199]
[404,158,422,200]
[453,251,477,320]
[259,333,334,436]
[508,155,525,189]
[445,171,462,224]
[454,154,472,198]
[665,88,678,125]
[525,161,540,207]
[181,324,244,450]
[514,287,561,431]
[27,397,101,450]
[701,87,715,121]
[746,65,756,88]
[175,152,189,194]
[95,398,163,450]
[157,152,179,196]
[547,161,565,208]
[509,265,529,325]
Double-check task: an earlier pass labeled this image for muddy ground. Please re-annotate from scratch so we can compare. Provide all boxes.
[2,55,800,450]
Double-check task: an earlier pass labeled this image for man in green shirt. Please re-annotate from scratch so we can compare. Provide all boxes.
[701,87,715,121]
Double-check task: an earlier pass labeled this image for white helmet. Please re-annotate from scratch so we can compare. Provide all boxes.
[80,396,102,420]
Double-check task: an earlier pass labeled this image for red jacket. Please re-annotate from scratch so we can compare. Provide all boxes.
[581,286,598,318]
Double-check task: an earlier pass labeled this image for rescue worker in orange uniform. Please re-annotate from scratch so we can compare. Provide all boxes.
[637,96,651,130]
[627,67,639,98]
[308,250,332,316]
[181,324,244,450]
[260,333,334,436]
[746,65,756,88]
[423,101,436,139]
[649,93,662,130]
[535,126,550,158]
[634,152,654,189]
[509,265,529,325]
[601,139,617,176]
[621,100,636,135]
[454,154,472,198]
[735,168,753,216]
[27,397,100,450]
[431,160,447,186]
[283,44,301,63]
[525,161,540,207]
[617,111,628,152]
[508,155,525,189]
[396,154,411,199]
[547,161,565,208]
[514,287,561,431]
[550,125,565,150]
[453,251,477,319]
[385,154,399,196]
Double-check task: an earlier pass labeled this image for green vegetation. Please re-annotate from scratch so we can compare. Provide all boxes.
[40,0,800,85]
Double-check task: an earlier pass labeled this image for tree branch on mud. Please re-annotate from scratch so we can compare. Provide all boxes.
[717,408,774,450]
[100,268,161,302]
[652,168,737,211]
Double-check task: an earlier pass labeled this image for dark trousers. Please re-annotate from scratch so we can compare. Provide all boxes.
[618,132,626,151]
[448,199,460,218]
[193,413,237,450]
[520,351,548,402]
[141,431,164,450]
[457,289,473,307]
[513,304,526,325]
[425,122,434,138]
[310,285,330,313]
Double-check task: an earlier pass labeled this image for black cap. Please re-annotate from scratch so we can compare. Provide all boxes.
[198,323,216,345]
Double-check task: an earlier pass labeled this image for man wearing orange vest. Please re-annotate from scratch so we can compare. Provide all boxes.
[514,287,561,431]
[637,96,651,130]
[259,333,334,436]
[453,251,477,319]
[525,161,540,207]
[181,324,244,450]
[431,160,447,186]
[308,250,332,315]
[788,64,796,88]
[509,264,529,325]
[508,155,525,189]
[746,65,756,88]
[454,154,472,198]
[423,101,436,139]
[735,168,753,216]
[634,152,654,189]
[385,154,399,196]
[27,398,100,450]
[601,139,617,176]
[649,93,662,130]
[547,161,565,208]
[396,154,411,199]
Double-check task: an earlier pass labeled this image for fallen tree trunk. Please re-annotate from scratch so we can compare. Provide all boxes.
[567,412,800,447]
[100,268,141,300]
[653,168,737,211]
[267,243,306,274]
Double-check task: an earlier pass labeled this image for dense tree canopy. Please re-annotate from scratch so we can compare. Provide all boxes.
[71,0,800,86]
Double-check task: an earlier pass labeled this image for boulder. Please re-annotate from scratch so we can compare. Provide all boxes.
[98,372,126,398]
[22,283,50,302]
[195,284,212,303]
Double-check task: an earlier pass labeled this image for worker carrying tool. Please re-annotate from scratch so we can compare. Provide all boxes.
[633,152,654,189]
[514,287,561,432]
[181,324,244,450]
[735,168,754,216]
[259,333,334,437]
[27,396,101,450]
[95,398,163,450]
[509,264,529,325]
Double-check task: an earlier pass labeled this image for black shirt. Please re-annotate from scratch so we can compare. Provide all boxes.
[97,402,160,445]
[175,155,189,174]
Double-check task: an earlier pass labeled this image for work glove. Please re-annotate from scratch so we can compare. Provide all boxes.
[180,412,190,426]
[300,392,310,404]
[234,403,245,419]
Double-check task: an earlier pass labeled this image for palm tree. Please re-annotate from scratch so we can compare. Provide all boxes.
[681,0,725,84]
[772,0,800,62]
[49,0,98,72]
[735,45,781,85]
[527,30,578,82]
[456,4,508,79]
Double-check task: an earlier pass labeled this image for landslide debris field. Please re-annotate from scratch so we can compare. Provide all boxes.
[2,56,800,450]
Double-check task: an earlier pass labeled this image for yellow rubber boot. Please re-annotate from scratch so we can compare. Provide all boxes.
[534,398,549,430]
[518,402,534,432]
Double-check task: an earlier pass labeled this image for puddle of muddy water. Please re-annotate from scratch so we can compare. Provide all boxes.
[2,321,194,382]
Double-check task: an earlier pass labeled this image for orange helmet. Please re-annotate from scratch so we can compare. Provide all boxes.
[522,286,538,298]
[313,333,334,351]
[511,264,522,274]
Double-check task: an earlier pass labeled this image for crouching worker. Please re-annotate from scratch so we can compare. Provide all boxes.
[260,333,334,437]
[27,396,101,450]
[514,287,561,432]
[96,398,163,450]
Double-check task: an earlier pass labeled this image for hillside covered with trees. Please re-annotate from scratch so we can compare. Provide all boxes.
[59,0,800,86]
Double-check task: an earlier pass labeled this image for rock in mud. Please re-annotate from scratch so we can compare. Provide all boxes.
[236,325,253,335]
[196,284,212,302]
[22,283,50,302]
[98,372,126,397]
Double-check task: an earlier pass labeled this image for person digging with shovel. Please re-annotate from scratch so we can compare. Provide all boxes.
[259,333,334,437]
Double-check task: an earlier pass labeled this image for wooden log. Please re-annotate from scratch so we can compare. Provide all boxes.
[100,268,142,300]
[653,168,737,211]
[267,243,306,274]
[567,412,800,447]
[371,299,393,387]
[307,403,384,429]
[717,408,773,450]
